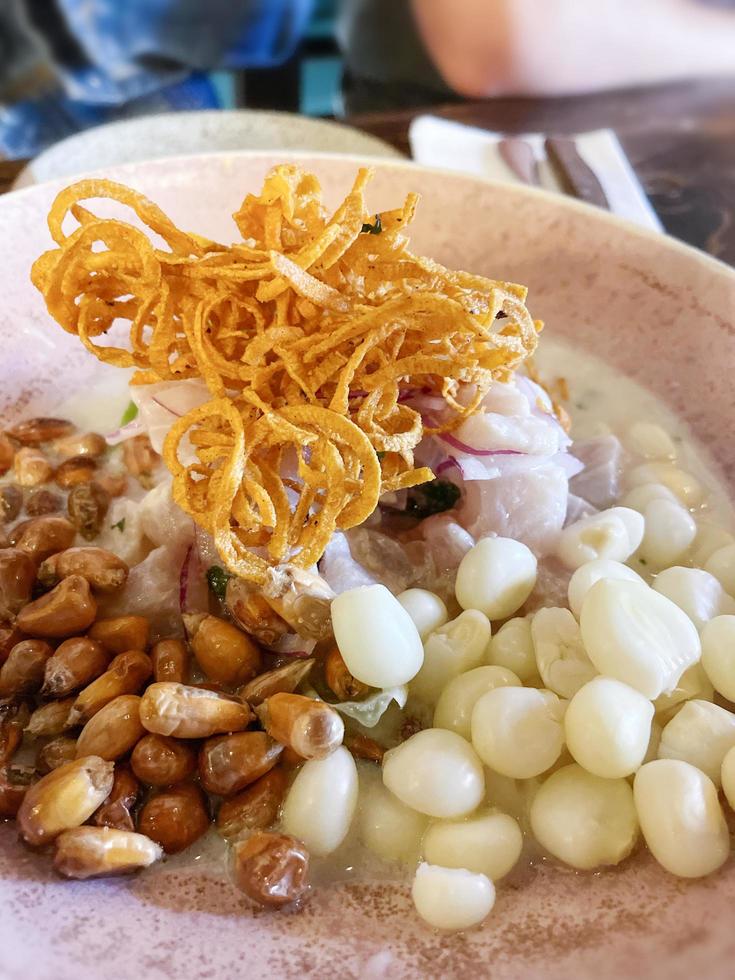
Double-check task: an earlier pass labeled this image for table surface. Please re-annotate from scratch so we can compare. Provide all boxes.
[3,77,734,266]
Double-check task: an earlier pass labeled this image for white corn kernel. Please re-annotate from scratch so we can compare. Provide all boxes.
[281,746,358,856]
[471,687,564,779]
[564,677,653,778]
[638,499,697,569]
[530,607,597,698]
[455,537,537,620]
[653,566,735,631]
[422,810,523,881]
[358,770,427,864]
[634,759,729,877]
[643,720,663,765]
[555,508,644,570]
[433,665,521,739]
[653,662,714,723]
[705,543,735,597]
[627,463,703,507]
[701,615,735,701]
[397,589,448,641]
[331,585,423,688]
[657,699,735,785]
[382,728,485,818]
[530,764,638,870]
[626,421,677,460]
[411,863,495,931]
[411,610,491,706]
[580,579,700,699]
[691,522,735,567]
[487,617,537,682]
[621,482,678,513]
[720,745,735,811]
[567,559,643,618]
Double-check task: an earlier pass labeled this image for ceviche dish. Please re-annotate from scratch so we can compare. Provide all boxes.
[2,163,735,932]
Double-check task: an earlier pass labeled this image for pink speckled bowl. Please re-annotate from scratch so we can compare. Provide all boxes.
[1,152,734,980]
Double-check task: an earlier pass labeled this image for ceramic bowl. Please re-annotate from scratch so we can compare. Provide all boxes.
[1,152,734,980]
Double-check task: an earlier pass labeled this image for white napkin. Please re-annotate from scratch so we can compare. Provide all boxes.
[408,115,662,232]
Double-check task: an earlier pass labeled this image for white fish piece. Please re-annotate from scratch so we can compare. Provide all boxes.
[569,435,624,509]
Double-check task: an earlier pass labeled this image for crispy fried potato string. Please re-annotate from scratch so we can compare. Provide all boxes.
[33,164,540,582]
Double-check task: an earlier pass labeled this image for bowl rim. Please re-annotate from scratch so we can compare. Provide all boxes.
[5,147,734,285]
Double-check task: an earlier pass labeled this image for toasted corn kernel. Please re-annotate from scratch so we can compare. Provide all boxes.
[138,782,210,853]
[199,732,283,796]
[325,645,370,701]
[10,515,76,563]
[17,575,96,638]
[257,693,343,761]
[185,614,261,687]
[0,764,37,817]
[76,695,144,761]
[39,547,129,593]
[67,482,110,540]
[25,697,75,737]
[238,659,314,707]
[89,616,149,654]
[68,650,151,725]
[140,682,253,739]
[14,447,53,487]
[0,639,54,697]
[0,621,24,664]
[343,732,386,764]
[37,736,79,773]
[262,565,334,641]
[93,765,139,832]
[123,435,159,486]
[17,755,114,846]
[25,488,62,517]
[225,578,290,648]
[55,455,99,489]
[0,485,23,523]
[53,826,162,879]
[0,433,15,475]
[0,700,31,763]
[7,418,75,446]
[232,831,310,908]
[151,638,188,684]
[131,733,197,786]
[280,746,305,769]
[52,431,106,460]
[216,768,287,840]
[0,547,37,618]
[41,637,109,698]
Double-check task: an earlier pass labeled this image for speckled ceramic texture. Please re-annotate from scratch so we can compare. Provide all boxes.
[1,153,734,980]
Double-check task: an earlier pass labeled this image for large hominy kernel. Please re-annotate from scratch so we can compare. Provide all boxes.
[281,746,357,856]
[721,745,735,811]
[626,422,677,460]
[411,610,491,706]
[397,589,448,640]
[471,687,564,779]
[634,760,729,877]
[555,508,644,570]
[530,607,597,698]
[358,769,427,864]
[653,662,714,724]
[331,585,423,688]
[705,544,735,597]
[433,665,521,739]
[657,699,735,785]
[455,537,537,620]
[564,677,653,778]
[580,579,700,698]
[701,616,735,701]
[639,498,697,569]
[692,523,735,567]
[530,764,638,870]
[422,810,523,881]
[621,482,678,513]
[627,463,703,506]
[411,863,495,931]
[567,560,643,619]
[383,729,485,818]
[653,566,735,631]
[487,617,537,682]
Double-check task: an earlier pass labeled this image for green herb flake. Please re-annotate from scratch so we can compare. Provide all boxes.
[376,451,386,461]
[207,565,232,600]
[406,479,461,519]
[361,214,382,235]
[111,518,126,533]
[120,401,139,425]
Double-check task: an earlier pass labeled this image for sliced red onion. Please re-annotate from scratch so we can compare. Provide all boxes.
[105,418,144,446]
[438,430,527,458]
[179,525,210,624]
[270,634,317,658]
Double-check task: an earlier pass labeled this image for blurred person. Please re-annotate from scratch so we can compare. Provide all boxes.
[0,0,314,159]
[339,0,735,114]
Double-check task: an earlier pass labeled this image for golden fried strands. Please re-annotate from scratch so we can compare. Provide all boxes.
[33,165,540,582]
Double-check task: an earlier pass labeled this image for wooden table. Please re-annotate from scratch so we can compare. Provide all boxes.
[3,77,734,265]
[349,77,735,267]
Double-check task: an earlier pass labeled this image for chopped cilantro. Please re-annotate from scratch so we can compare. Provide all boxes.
[406,479,461,519]
[361,214,382,235]
[111,518,126,532]
[207,565,232,600]
[120,401,139,425]
[376,451,386,461]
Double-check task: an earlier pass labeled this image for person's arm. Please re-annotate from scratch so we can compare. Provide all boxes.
[411,0,735,98]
